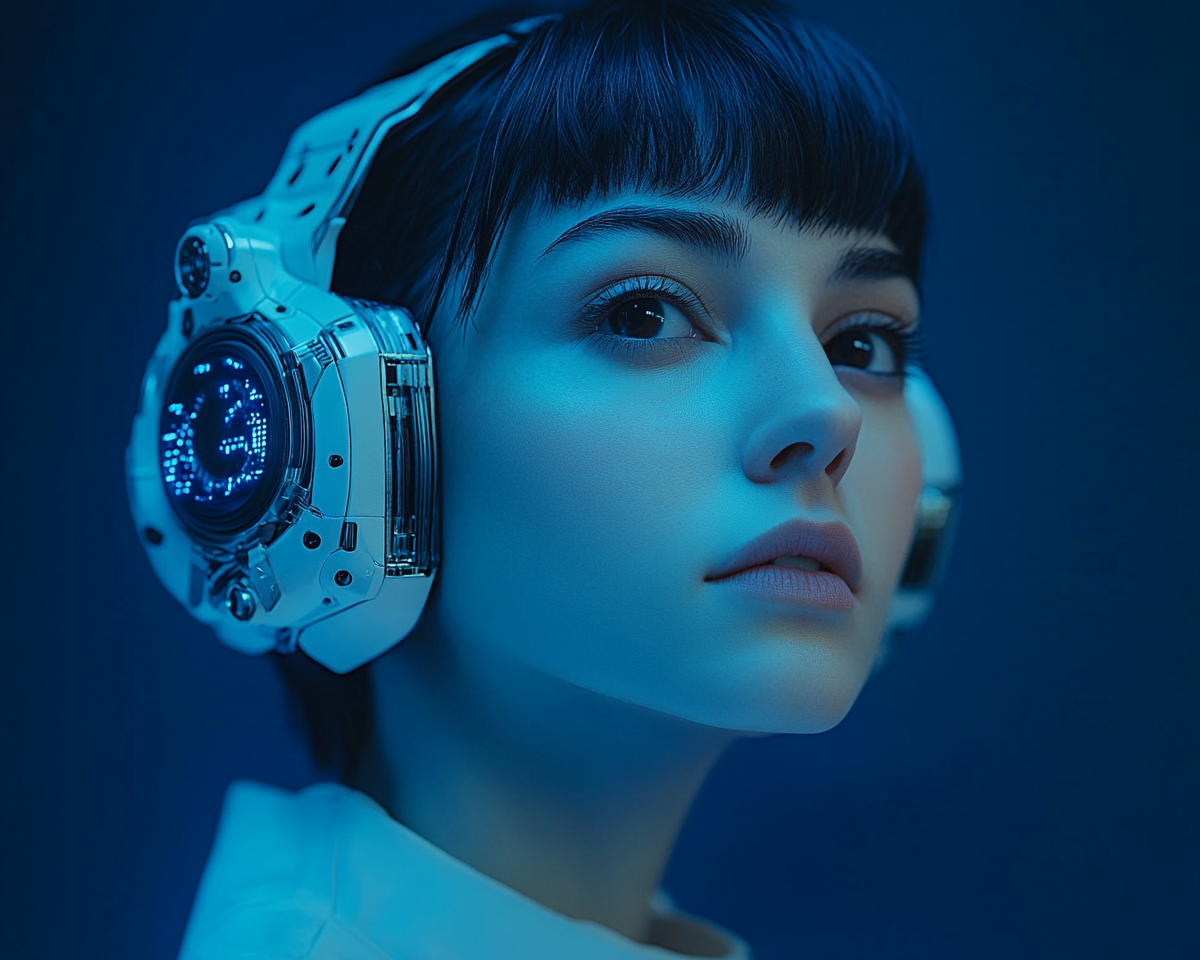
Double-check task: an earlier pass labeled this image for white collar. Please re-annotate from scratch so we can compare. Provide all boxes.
[180,780,751,960]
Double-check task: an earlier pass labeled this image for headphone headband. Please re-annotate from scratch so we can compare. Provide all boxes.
[219,22,549,292]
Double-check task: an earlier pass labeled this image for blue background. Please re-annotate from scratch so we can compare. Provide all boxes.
[1,1,1197,957]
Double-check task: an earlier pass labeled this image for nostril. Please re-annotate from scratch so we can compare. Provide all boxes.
[825,449,846,477]
[770,441,814,471]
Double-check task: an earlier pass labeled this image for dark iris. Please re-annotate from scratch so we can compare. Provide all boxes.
[605,299,665,338]
[825,329,880,370]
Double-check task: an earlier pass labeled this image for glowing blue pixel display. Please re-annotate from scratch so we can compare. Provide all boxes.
[160,338,279,533]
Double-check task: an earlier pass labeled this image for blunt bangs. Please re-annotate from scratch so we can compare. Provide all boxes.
[333,0,927,331]
[439,0,927,320]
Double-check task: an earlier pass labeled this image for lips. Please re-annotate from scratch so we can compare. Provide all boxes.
[706,518,863,594]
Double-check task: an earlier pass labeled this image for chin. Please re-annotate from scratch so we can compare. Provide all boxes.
[645,624,883,736]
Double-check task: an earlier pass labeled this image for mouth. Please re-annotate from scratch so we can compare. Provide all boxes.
[705,518,863,605]
[767,555,827,572]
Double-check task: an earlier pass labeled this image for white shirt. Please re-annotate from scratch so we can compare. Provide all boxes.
[179,781,751,960]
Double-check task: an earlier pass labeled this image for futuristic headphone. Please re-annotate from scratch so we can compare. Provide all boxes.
[127,17,961,675]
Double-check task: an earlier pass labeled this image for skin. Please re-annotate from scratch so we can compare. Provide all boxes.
[368,191,923,942]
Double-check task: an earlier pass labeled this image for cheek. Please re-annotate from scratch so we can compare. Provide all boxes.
[448,368,712,541]
[430,350,722,682]
[844,402,923,606]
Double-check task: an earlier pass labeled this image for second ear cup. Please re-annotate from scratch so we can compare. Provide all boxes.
[883,368,962,644]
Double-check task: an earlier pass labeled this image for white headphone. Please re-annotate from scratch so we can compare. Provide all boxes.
[127,18,960,675]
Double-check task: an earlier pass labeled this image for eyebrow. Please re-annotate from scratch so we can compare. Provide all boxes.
[830,246,912,284]
[537,206,750,261]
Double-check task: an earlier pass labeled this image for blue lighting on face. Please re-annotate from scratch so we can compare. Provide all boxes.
[160,336,281,534]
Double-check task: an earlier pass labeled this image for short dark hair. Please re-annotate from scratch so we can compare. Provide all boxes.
[336,0,927,326]
[284,0,929,782]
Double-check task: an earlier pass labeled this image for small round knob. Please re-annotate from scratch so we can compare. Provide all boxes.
[227,582,257,621]
[178,235,210,298]
[334,570,352,587]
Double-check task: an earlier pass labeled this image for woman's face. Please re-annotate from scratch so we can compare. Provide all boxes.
[423,192,922,734]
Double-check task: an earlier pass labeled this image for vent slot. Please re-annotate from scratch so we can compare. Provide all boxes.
[381,356,437,577]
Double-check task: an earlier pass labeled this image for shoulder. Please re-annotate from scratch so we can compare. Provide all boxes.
[179,780,752,960]
[179,780,391,960]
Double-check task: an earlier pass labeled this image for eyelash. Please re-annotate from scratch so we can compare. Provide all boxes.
[579,277,923,374]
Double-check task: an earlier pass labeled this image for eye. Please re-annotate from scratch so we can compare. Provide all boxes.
[824,317,916,376]
[578,275,711,360]
[601,297,697,340]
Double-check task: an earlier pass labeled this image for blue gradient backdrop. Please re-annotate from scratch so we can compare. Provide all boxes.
[1,2,1196,957]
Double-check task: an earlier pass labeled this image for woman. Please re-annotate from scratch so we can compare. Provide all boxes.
[158,1,953,956]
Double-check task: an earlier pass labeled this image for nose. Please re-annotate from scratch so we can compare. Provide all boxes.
[741,345,863,488]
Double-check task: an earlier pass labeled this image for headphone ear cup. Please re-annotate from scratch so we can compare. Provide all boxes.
[130,28,541,672]
[878,369,962,667]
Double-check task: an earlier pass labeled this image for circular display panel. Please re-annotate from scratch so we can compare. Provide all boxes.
[159,328,289,538]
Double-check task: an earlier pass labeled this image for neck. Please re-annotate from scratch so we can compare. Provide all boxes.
[367,619,736,942]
